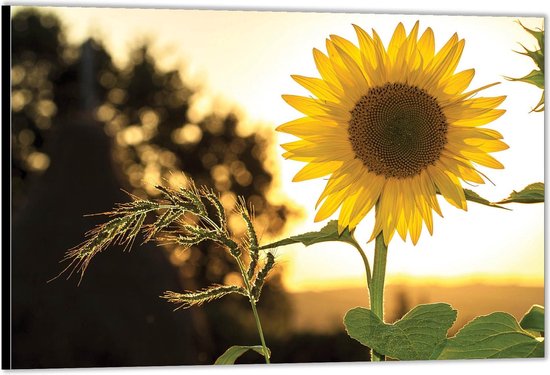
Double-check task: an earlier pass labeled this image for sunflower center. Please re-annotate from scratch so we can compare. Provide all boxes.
[348,82,448,179]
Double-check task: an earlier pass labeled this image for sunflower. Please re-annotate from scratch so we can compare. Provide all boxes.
[278,21,508,245]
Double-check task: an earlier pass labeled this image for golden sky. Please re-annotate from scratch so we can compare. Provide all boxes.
[26,7,544,291]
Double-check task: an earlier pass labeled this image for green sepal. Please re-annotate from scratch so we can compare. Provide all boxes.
[532,91,545,112]
[516,45,544,71]
[517,20,545,54]
[506,69,544,89]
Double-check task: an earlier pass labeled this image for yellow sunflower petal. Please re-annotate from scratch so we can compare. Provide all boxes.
[315,185,352,222]
[417,27,435,63]
[281,151,314,162]
[459,150,504,169]
[312,48,343,91]
[436,154,485,184]
[293,160,343,182]
[455,82,501,101]
[412,180,434,235]
[419,169,442,217]
[442,69,475,95]
[395,186,410,241]
[462,96,507,109]
[316,159,366,206]
[463,138,509,152]
[281,141,354,163]
[457,164,485,184]
[371,29,390,78]
[329,43,369,97]
[347,172,386,229]
[387,22,407,61]
[431,32,459,67]
[291,75,341,102]
[282,94,351,122]
[377,178,401,243]
[338,188,363,233]
[421,40,464,89]
[330,34,362,66]
[447,126,504,140]
[353,24,387,85]
[276,117,340,137]
[392,22,422,81]
[409,208,423,245]
[451,109,506,127]
[427,165,467,210]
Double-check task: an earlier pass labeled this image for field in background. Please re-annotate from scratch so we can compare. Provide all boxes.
[289,284,544,335]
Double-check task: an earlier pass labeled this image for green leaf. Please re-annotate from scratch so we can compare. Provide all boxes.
[214,345,270,365]
[344,303,457,360]
[464,189,509,210]
[259,220,361,251]
[497,182,544,204]
[520,304,544,334]
[435,312,544,359]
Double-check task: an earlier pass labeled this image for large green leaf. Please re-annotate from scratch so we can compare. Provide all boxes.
[464,189,509,210]
[214,345,270,365]
[344,303,457,360]
[497,182,544,204]
[520,304,544,334]
[434,312,544,359]
[259,220,361,250]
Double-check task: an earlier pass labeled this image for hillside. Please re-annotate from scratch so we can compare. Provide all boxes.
[289,283,544,335]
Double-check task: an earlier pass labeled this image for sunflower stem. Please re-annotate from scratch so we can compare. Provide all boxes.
[350,240,372,292]
[370,232,388,362]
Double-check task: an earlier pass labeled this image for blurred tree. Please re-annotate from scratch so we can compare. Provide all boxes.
[11,9,64,211]
[11,8,199,368]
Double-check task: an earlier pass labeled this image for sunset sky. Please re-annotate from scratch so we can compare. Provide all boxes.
[19,6,544,292]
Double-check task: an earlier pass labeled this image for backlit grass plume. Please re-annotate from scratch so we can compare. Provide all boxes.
[58,178,274,363]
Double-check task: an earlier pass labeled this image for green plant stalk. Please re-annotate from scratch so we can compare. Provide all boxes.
[370,232,388,362]
[249,298,270,363]
[350,240,372,291]
[235,258,271,364]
